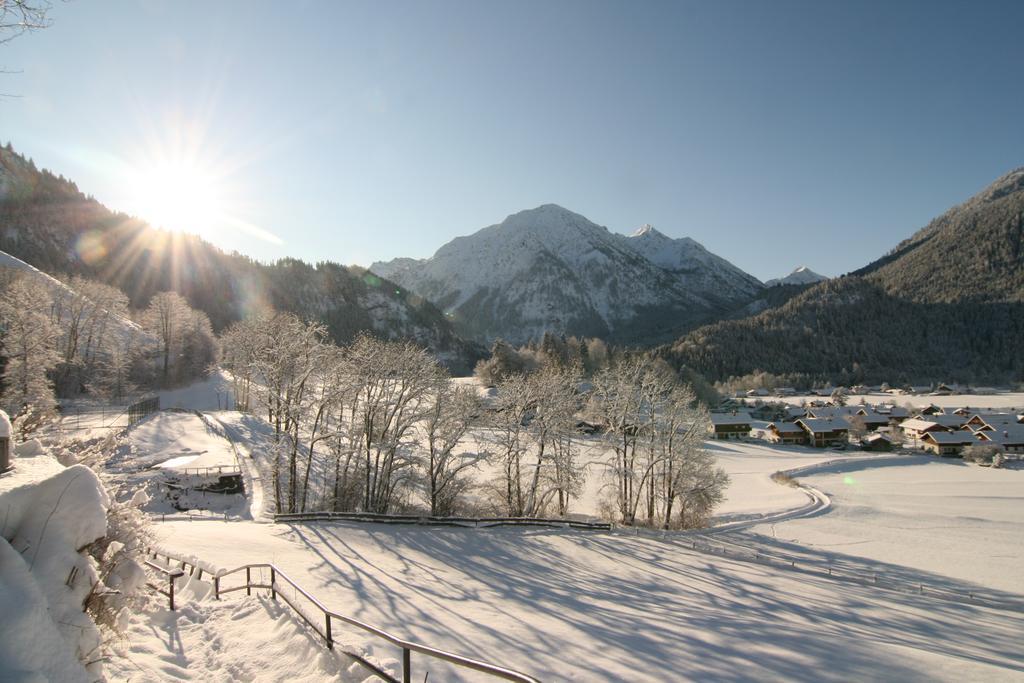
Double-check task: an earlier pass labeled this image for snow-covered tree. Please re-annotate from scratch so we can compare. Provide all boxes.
[420,378,482,516]
[0,276,60,434]
[141,291,216,387]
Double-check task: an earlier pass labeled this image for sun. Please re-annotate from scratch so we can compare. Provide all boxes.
[126,159,225,239]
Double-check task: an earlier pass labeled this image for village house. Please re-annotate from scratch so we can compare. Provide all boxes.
[795,418,849,448]
[766,421,808,445]
[709,412,752,440]
[975,427,1024,454]
[860,433,894,452]
[921,431,977,456]
[963,413,1020,432]
[901,413,969,442]
[873,404,910,423]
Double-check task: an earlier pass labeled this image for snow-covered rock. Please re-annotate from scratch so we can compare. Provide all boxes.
[371,205,763,344]
[0,459,111,682]
[765,265,828,287]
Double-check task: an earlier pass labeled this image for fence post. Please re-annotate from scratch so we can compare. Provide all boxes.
[215,576,220,600]
[246,567,252,596]
[270,567,277,600]
[403,647,411,683]
[169,573,176,611]
[325,614,333,650]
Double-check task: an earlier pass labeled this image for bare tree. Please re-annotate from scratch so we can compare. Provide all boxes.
[0,275,59,435]
[420,378,482,516]
[592,355,727,528]
[0,0,53,45]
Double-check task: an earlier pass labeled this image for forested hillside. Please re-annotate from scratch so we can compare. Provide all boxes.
[0,145,478,370]
[668,168,1024,386]
[855,167,1024,302]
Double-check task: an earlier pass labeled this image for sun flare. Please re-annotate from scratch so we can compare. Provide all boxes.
[127,159,225,238]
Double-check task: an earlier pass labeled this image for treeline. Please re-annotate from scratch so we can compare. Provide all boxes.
[668,277,1024,387]
[476,331,721,406]
[0,145,476,370]
[222,316,728,528]
[0,269,217,436]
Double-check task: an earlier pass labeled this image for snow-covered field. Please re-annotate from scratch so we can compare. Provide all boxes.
[25,372,1018,682]
[774,392,1024,412]
[735,456,1024,595]
[154,520,1024,682]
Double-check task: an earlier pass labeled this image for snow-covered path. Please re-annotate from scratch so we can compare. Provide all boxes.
[155,520,1024,682]
[106,591,381,682]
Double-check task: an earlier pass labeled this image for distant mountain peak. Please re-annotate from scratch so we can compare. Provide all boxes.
[765,266,827,287]
[631,223,660,238]
[371,205,764,345]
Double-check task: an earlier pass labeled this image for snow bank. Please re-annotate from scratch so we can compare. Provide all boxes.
[0,460,110,681]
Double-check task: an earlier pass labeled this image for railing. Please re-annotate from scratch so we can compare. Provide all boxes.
[178,465,242,477]
[146,549,541,683]
[274,510,612,531]
[143,559,185,610]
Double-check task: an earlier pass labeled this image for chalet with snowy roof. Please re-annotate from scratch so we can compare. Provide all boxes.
[860,433,894,452]
[795,418,849,448]
[785,406,808,420]
[921,431,977,456]
[774,387,796,397]
[709,412,752,440]
[901,414,969,442]
[873,404,910,423]
[766,422,808,445]
[975,427,1024,454]
[963,414,1021,432]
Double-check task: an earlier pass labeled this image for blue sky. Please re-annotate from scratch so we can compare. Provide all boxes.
[3,0,1023,281]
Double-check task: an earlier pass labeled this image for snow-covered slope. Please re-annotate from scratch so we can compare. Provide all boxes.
[0,249,151,347]
[765,265,828,287]
[371,205,763,344]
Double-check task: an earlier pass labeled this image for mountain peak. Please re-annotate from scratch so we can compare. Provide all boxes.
[765,266,827,287]
[631,223,663,238]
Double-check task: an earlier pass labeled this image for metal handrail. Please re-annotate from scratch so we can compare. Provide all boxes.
[143,559,185,610]
[146,548,540,683]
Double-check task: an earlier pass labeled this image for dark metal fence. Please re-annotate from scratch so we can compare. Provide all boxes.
[274,510,611,530]
[128,396,160,425]
[146,549,541,683]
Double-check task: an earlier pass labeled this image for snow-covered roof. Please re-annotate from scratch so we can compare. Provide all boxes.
[922,432,977,445]
[0,409,10,439]
[863,433,892,443]
[710,412,752,426]
[796,418,849,433]
[768,422,804,433]
[976,425,1024,444]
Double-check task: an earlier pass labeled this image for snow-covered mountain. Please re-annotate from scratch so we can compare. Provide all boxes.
[371,204,763,345]
[764,266,827,287]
